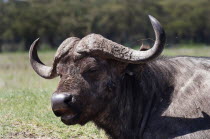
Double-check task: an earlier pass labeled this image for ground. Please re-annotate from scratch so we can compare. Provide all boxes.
[0,44,210,138]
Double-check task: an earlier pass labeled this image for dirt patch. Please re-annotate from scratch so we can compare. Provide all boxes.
[5,131,56,139]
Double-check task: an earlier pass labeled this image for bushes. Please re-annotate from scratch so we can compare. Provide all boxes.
[0,0,210,52]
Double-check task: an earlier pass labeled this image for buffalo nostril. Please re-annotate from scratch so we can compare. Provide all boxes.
[51,93,76,117]
[64,95,73,104]
[51,93,72,106]
[51,93,70,113]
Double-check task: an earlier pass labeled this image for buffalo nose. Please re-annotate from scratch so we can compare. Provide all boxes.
[51,93,73,116]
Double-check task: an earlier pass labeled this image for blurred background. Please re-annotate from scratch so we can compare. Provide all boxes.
[0,0,210,138]
[0,0,210,52]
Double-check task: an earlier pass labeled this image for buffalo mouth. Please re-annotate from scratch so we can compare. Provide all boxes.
[52,107,82,125]
[61,113,81,125]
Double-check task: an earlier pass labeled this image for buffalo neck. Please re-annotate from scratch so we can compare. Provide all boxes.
[93,58,176,139]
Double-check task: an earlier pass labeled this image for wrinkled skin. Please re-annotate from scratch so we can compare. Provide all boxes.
[54,52,126,126]
[53,54,210,139]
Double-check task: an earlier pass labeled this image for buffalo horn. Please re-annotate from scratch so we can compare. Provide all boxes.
[76,15,166,63]
[29,38,57,79]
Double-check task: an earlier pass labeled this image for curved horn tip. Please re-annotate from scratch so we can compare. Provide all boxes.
[148,15,155,21]
[29,38,57,79]
[34,38,40,46]
[148,15,163,31]
[148,15,159,24]
[148,15,166,40]
[29,38,40,59]
[29,38,40,51]
[32,38,40,45]
[35,38,40,41]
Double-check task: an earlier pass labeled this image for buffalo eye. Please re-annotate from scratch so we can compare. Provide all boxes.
[83,67,99,74]
[82,66,101,80]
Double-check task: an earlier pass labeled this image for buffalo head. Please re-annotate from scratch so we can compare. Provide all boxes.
[29,15,165,126]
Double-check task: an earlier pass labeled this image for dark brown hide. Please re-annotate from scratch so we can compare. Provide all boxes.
[50,53,210,139]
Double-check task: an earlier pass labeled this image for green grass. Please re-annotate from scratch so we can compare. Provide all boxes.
[0,52,107,139]
[1,45,210,138]
[163,44,210,56]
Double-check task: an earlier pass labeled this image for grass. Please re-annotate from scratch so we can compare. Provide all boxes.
[0,52,107,139]
[1,45,210,138]
[162,44,210,56]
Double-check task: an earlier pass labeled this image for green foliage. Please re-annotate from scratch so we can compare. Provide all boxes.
[0,0,210,52]
[159,0,210,43]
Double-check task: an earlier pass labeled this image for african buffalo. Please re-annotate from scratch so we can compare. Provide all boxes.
[29,15,210,139]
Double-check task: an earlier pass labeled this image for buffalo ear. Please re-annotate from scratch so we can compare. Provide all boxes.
[108,59,147,77]
[108,61,139,77]
[139,44,151,51]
